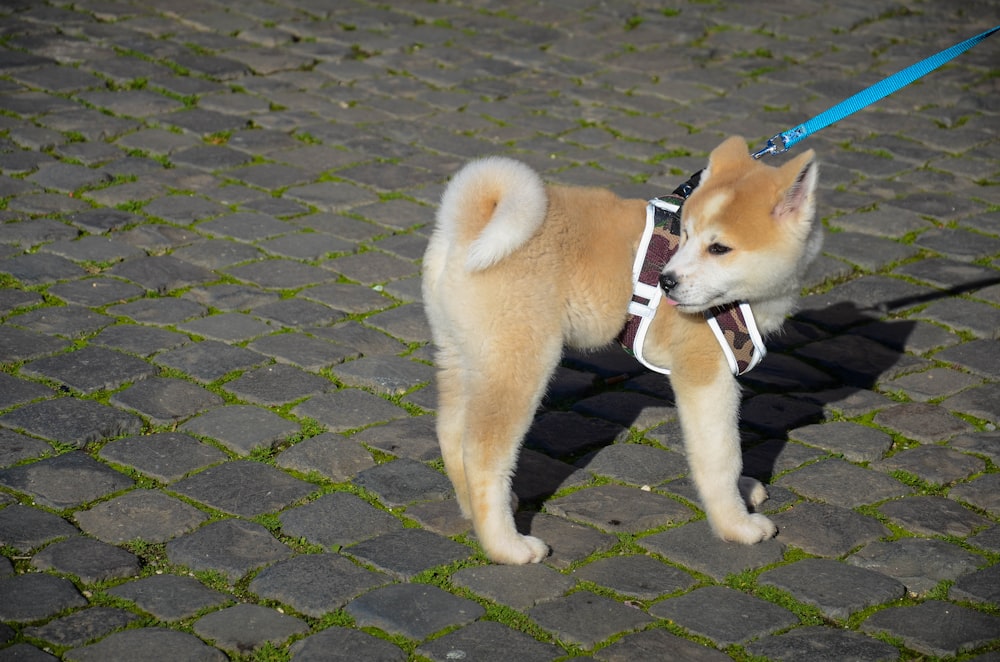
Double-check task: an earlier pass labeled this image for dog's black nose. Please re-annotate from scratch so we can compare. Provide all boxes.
[659,272,678,292]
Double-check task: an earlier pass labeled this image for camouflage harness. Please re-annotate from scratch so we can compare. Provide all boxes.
[615,176,767,377]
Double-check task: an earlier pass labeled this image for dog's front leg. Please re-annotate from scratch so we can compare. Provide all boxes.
[672,359,777,544]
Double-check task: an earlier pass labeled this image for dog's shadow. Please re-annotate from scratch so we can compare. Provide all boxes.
[512,275,999,539]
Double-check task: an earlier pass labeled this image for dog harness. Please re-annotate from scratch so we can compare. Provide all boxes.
[616,177,767,377]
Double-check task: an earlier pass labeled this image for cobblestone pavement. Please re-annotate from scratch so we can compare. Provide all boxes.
[0,0,997,660]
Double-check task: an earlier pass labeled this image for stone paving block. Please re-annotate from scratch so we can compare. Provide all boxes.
[63,627,227,662]
[417,620,565,662]
[572,554,696,601]
[279,491,402,549]
[878,495,992,539]
[41,236,145,266]
[23,607,139,649]
[75,489,208,544]
[8,304,113,338]
[345,528,473,580]
[451,563,575,610]
[47,276,144,307]
[777,459,911,507]
[793,334,928,387]
[345,583,485,641]
[292,389,408,434]
[759,558,905,621]
[0,504,78,553]
[177,311,276,343]
[876,445,985,486]
[527,589,653,649]
[0,251,86,285]
[275,433,375,482]
[111,377,223,427]
[883,367,984,402]
[106,574,230,622]
[350,416,440,462]
[171,240,263,272]
[362,304,433,344]
[851,318,962,355]
[109,254,216,294]
[108,297,207,325]
[248,333,357,372]
[746,625,902,662]
[250,298,345,327]
[228,258,340,290]
[771,501,889,558]
[0,451,134,510]
[299,282,392,315]
[741,439,827,484]
[171,460,314,518]
[934,339,1000,380]
[638,520,785,581]
[546,484,694,534]
[221,363,331,406]
[861,600,1000,658]
[848,538,987,598]
[288,626,406,661]
[872,402,974,443]
[571,391,675,430]
[950,562,1000,606]
[165,518,293,583]
[951,473,1000,517]
[525,411,624,458]
[575,442,688,486]
[353,458,452,508]
[794,387,895,420]
[21,346,157,395]
[193,603,308,654]
[941,382,1000,424]
[179,405,297,455]
[283,181,379,212]
[741,393,824,437]
[183,284,280,313]
[0,326,70,362]
[31,535,140,584]
[0,289,43,317]
[595,627,733,662]
[198,211,291,242]
[249,553,390,617]
[650,585,798,646]
[325,251,421,287]
[0,573,88,624]
[331,355,434,396]
[917,298,1000,340]
[156,340,267,383]
[788,421,894,463]
[99,432,227,483]
[0,427,53,467]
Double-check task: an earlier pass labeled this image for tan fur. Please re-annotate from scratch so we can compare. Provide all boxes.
[423,136,820,564]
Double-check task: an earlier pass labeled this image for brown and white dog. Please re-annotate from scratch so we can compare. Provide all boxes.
[422,136,821,564]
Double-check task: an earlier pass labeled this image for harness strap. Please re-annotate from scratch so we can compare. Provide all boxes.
[616,194,766,377]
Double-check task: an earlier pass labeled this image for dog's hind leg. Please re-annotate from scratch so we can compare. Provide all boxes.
[459,334,561,564]
[672,359,777,544]
[435,346,473,517]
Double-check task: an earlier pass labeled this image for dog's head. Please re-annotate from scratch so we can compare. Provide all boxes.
[659,136,821,313]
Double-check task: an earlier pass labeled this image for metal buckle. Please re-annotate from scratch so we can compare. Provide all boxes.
[751,133,789,160]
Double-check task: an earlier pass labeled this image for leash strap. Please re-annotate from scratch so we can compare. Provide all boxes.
[752,24,1000,158]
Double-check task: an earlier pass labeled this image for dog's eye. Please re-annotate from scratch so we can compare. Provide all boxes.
[708,243,731,255]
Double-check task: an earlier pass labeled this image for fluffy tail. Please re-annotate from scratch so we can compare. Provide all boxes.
[436,156,547,272]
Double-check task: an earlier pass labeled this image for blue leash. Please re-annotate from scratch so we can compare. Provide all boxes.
[752,24,1000,159]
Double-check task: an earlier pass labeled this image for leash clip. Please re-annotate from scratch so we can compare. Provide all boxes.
[751,133,789,160]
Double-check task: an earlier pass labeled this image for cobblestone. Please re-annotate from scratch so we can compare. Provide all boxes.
[0,1,997,660]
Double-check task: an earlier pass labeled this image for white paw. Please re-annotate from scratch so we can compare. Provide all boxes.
[715,513,778,544]
[484,534,549,565]
[738,476,769,511]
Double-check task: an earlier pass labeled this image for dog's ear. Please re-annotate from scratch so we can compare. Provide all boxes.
[701,136,751,184]
[773,149,818,225]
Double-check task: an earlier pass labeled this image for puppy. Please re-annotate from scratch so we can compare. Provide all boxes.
[422,136,820,564]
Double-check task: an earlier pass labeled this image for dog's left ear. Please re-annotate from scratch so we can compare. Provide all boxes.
[773,149,818,225]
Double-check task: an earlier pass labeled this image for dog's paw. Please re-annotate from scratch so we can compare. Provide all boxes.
[738,476,769,511]
[485,534,549,565]
[716,513,778,545]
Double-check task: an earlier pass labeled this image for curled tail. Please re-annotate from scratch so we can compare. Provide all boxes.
[435,156,547,272]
